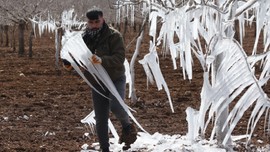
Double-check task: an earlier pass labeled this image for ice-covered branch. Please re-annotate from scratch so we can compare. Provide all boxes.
[235,0,257,17]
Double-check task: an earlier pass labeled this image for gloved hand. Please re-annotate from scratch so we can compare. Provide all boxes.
[90,55,102,64]
[62,59,73,71]
[63,64,73,71]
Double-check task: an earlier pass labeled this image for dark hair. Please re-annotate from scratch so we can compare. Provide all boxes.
[86,7,103,20]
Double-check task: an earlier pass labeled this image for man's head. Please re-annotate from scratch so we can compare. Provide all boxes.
[86,8,104,30]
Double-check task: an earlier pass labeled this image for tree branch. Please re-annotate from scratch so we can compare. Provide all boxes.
[235,0,257,17]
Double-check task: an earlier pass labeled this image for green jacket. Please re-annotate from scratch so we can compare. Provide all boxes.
[83,23,126,83]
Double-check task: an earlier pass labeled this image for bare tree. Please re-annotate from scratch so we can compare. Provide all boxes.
[0,0,56,57]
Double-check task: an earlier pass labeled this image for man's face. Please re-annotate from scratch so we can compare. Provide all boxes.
[87,16,104,30]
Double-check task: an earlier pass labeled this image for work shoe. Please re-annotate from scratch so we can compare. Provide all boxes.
[119,123,137,150]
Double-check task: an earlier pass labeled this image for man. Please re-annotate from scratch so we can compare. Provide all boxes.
[63,8,137,152]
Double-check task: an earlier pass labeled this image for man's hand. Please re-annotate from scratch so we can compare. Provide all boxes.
[63,64,73,71]
[62,59,73,71]
[90,55,102,64]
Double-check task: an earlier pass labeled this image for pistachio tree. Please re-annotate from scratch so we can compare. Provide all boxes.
[115,0,270,149]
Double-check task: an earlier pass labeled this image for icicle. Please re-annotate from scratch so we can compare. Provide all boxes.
[186,107,200,142]
[81,110,119,140]
[124,59,133,98]
[139,42,174,113]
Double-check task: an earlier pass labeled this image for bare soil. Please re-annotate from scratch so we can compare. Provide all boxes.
[0,26,269,152]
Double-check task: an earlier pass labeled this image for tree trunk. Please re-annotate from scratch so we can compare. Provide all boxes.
[4,25,9,47]
[123,17,128,41]
[214,54,232,149]
[117,22,121,32]
[129,31,143,102]
[55,27,63,74]
[11,26,16,52]
[28,27,34,58]
[18,20,25,56]
[133,22,137,32]
[129,15,148,102]
[129,24,146,102]
[0,25,3,46]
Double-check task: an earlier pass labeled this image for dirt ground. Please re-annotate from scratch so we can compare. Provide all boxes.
[0,25,270,152]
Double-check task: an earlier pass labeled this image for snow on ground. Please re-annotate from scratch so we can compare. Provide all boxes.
[80,132,270,152]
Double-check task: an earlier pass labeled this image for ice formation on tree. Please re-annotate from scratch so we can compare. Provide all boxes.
[117,0,270,147]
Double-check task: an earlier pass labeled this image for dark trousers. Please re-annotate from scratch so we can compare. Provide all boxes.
[92,75,131,149]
